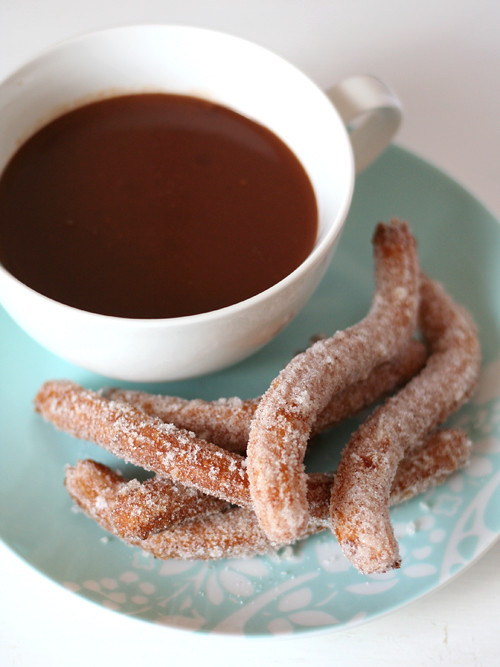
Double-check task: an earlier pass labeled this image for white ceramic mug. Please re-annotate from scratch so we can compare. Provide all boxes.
[0,25,401,381]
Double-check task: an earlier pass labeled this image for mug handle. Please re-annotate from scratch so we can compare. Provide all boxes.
[326,75,402,174]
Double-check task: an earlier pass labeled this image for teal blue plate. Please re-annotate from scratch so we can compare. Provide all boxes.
[1,146,500,636]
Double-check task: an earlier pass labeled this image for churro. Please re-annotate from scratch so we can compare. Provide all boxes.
[35,379,251,507]
[330,274,481,573]
[246,220,420,543]
[105,339,427,453]
[111,476,229,540]
[34,337,426,521]
[64,427,471,558]
[36,377,468,541]
[66,463,230,540]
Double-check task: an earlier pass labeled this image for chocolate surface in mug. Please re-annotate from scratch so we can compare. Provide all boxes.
[0,93,318,318]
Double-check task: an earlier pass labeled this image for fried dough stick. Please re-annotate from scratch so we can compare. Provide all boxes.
[95,341,426,539]
[247,220,420,543]
[105,339,427,454]
[35,379,253,507]
[83,470,230,540]
[35,368,454,542]
[34,336,425,518]
[64,428,472,559]
[330,274,481,574]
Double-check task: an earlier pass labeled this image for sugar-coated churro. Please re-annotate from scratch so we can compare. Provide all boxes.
[105,339,427,453]
[246,220,420,544]
[66,463,230,540]
[35,379,251,507]
[330,274,481,573]
[64,427,471,558]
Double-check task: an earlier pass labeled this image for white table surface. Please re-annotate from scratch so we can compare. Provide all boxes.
[1,2,499,665]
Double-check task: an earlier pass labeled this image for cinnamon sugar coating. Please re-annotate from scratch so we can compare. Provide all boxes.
[246,220,420,543]
[35,379,357,525]
[89,342,426,540]
[330,274,481,574]
[34,337,426,528]
[64,461,230,540]
[64,428,471,559]
[35,380,251,507]
[105,339,426,453]
[36,376,466,543]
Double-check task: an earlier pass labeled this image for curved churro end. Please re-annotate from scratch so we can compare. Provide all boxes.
[64,460,122,535]
[65,460,230,540]
[335,508,402,574]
